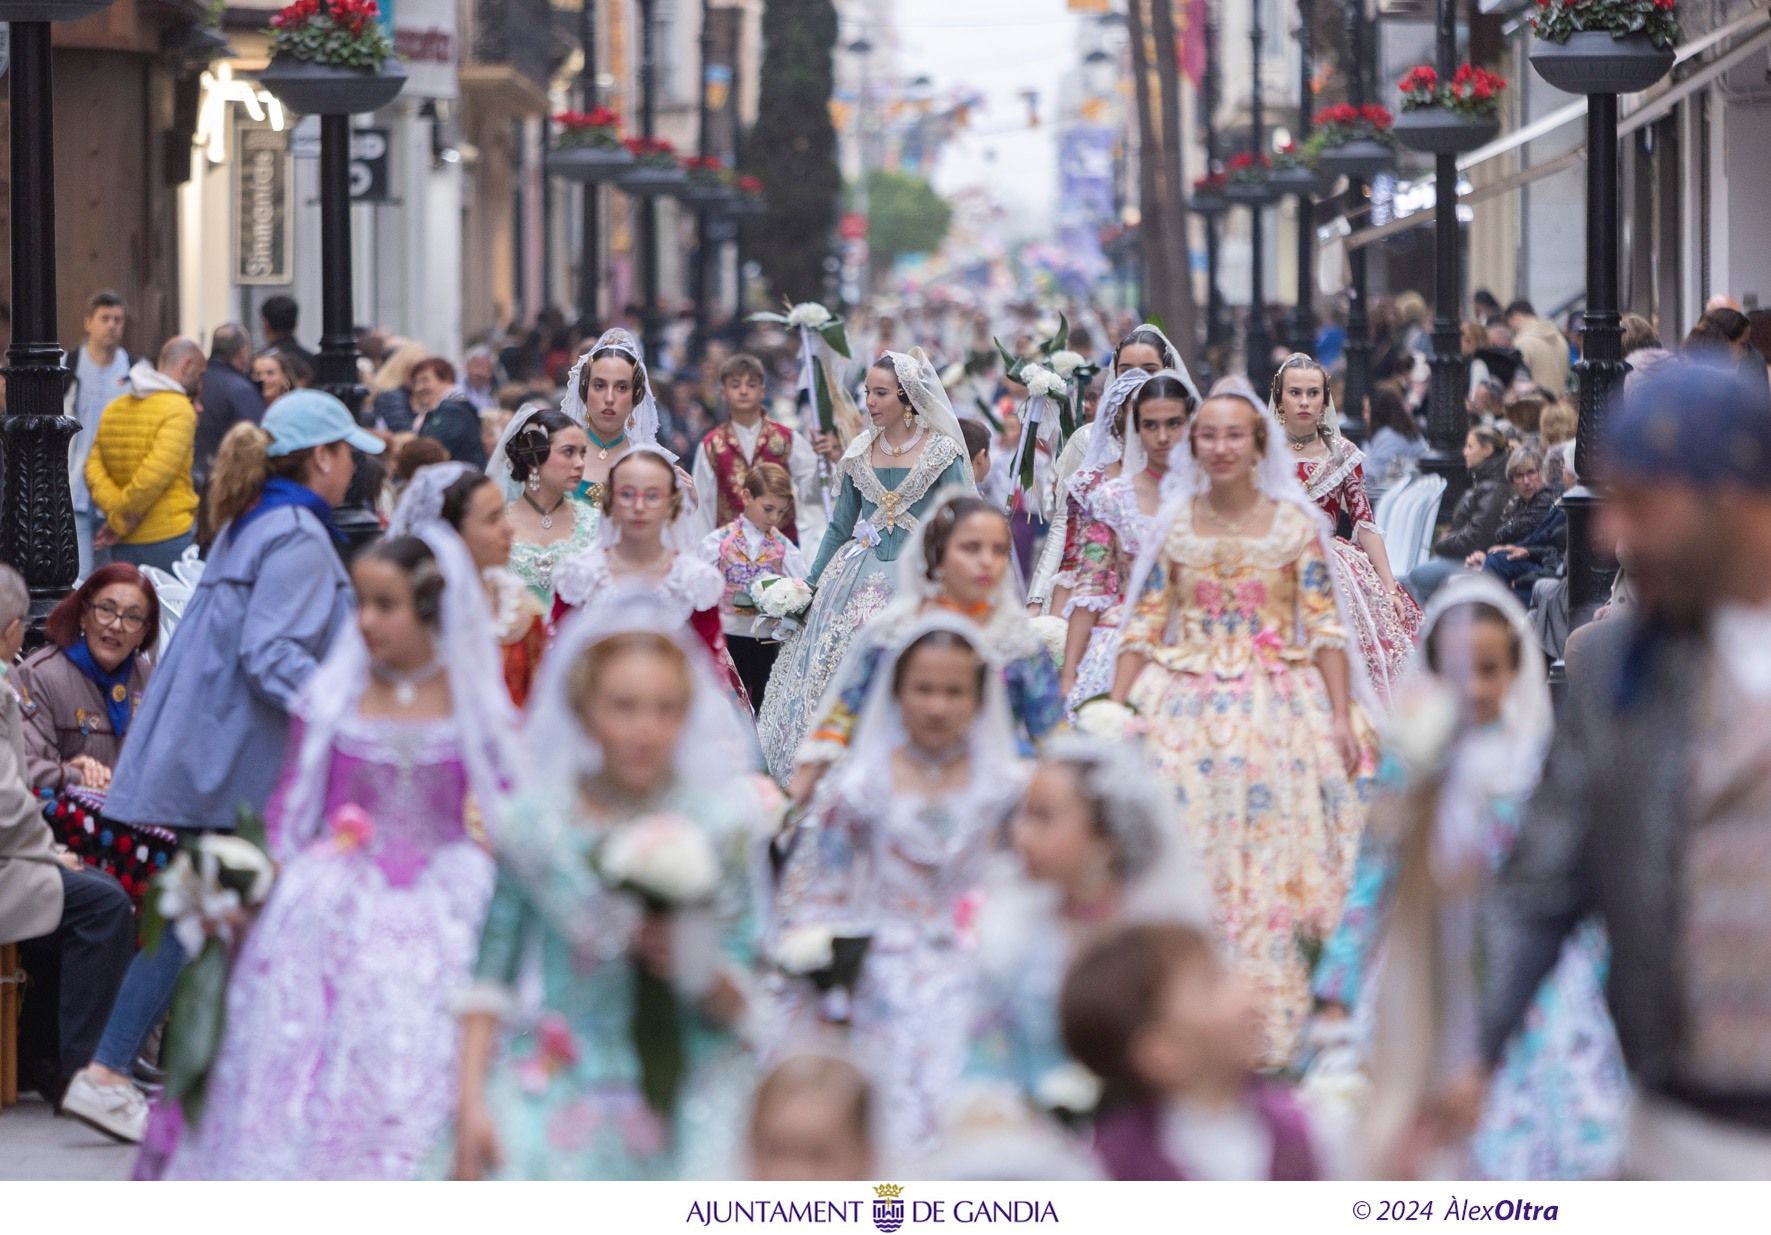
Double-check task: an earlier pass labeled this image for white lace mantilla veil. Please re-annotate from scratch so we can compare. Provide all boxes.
[1112,321,1202,407]
[1077,369,1152,475]
[272,517,523,863]
[559,326,678,462]
[840,348,976,494]
[825,612,1024,814]
[879,487,1038,659]
[1115,374,1380,713]
[387,460,477,537]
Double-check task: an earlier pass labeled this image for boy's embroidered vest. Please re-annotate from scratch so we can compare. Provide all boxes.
[702,420,798,542]
[717,522,790,617]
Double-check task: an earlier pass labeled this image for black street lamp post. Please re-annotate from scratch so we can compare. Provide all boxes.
[315,112,366,413]
[0,12,95,623]
[1418,0,1470,507]
[693,0,714,347]
[1245,1,1274,388]
[1202,1,1227,348]
[1340,0,1373,437]
[638,0,664,365]
[578,0,602,327]
[1286,0,1316,359]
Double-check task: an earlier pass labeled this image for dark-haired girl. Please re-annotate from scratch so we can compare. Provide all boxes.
[496,407,595,607]
[1312,576,1624,1179]
[755,350,974,781]
[157,527,520,1178]
[786,490,1061,805]
[772,617,1026,1158]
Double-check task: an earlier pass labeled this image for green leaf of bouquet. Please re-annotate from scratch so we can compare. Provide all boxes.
[1052,311,1070,353]
[820,321,852,360]
[233,804,268,852]
[811,360,837,434]
[165,938,230,1123]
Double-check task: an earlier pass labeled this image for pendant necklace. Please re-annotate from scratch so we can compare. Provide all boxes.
[373,658,443,708]
[586,426,627,462]
[1287,432,1318,454]
[524,491,568,530]
[879,425,925,458]
[903,740,965,783]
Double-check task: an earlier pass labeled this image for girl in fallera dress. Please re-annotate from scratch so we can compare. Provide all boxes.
[1110,378,1375,1069]
[967,736,1209,1110]
[772,616,1026,1159]
[1270,353,1422,703]
[554,447,751,711]
[449,600,759,1180]
[557,327,687,507]
[786,491,1062,806]
[1313,576,1626,1180]
[493,408,596,609]
[756,349,975,783]
[1059,371,1194,715]
[157,525,521,1179]
[390,463,547,707]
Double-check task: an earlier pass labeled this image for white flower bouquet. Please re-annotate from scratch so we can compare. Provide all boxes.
[1047,349,1087,378]
[755,573,814,619]
[1034,1062,1103,1124]
[596,812,722,911]
[1073,697,1141,742]
[1029,614,1069,668]
[1023,365,1068,400]
[785,301,834,329]
[772,924,872,1024]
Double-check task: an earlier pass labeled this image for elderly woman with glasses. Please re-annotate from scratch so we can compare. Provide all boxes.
[13,563,160,794]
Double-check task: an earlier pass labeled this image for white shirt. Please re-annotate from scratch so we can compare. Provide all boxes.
[697,514,809,638]
[685,416,826,550]
[69,345,132,513]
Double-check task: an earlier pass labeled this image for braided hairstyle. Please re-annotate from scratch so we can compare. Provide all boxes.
[505,409,579,485]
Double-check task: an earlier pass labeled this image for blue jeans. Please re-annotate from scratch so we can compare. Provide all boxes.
[1403,556,1469,605]
[75,509,109,580]
[110,529,195,574]
[90,930,187,1073]
[1481,551,1547,606]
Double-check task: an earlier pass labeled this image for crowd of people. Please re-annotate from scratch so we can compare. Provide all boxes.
[1,284,1768,1183]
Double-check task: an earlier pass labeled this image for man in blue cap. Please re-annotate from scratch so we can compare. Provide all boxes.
[1473,363,1771,1176]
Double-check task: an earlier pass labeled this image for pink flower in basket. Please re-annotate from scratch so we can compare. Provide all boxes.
[329,803,374,851]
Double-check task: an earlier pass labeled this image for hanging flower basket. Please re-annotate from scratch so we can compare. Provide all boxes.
[1394,64,1506,154]
[1531,29,1675,94]
[724,175,768,218]
[1223,153,1278,205]
[548,107,635,181]
[1307,103,1398,179]
[616,138,688,195]
[681,156,737,210]
[259,0,404,115]
[1270,142,1331,195]
[1189,172,1229,214]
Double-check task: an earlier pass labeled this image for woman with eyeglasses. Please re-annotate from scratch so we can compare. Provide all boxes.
[553,447,751,713]
[13,563,159,795]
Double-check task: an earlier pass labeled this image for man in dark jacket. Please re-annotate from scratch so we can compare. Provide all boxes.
[194,323,266,490]
[409,356,487,467]
[1470,366,1771,1177]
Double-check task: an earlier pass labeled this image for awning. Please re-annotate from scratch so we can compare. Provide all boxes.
[1337,6,1771,250]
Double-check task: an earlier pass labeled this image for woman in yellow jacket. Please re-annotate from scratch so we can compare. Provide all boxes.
[84,338,204,573]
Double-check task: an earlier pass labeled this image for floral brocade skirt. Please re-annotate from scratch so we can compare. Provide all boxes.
[756,547,896,783]
[1129,658,1374,1068]
[1330,536,1422,707]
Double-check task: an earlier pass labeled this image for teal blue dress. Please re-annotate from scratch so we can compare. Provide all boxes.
[449,782,758,1179]
[755,435,973,780]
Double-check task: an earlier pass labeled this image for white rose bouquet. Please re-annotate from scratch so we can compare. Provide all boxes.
[596,812,722,910]
[1048,350,1087,378]
[1023,365,1067,400]
[785,301,834,329]
[1028,614,1069,668]
[1073,697,1141,742]
[754,574,814,619]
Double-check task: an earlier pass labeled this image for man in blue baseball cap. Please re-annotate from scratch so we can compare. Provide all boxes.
[1477,363,1771,1177]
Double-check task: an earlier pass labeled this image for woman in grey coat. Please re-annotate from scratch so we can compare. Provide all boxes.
[59,390,384,1146]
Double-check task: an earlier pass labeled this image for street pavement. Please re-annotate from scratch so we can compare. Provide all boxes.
[0,1095,134,1179]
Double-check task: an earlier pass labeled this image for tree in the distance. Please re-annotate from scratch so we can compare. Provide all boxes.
[861,170,952,284]
[746,0,841,304]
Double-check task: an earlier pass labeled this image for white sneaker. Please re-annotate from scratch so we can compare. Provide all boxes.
[60,1070,148,1143]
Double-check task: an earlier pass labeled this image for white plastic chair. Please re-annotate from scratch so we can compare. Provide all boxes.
[1398,475,1446,576]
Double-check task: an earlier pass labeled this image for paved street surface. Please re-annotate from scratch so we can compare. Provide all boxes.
[0,1096,134,1180]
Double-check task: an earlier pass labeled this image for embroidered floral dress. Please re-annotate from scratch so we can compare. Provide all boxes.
[756,437,972,781]
[160,714,495,1179]
[1295,441,1422,702]
[1313,757,1627,1179]
[553,544,751,711]
[1064,472,1155,716]
[448,782,758,1179]
[795,604,1063,769]
[508,495,600,610]
[485,567,548,708]
[772,772,1023,1158]
[1121,501,1372,1066]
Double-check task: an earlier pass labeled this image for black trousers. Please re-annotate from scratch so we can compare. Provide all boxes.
[18,865,135,1105]
[727,634,780,715]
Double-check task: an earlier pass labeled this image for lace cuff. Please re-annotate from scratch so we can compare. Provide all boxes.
[1354,519,1380,536]
[1061,593,1117,620]
[451,980,516,1021]
[1308,624,1350,654]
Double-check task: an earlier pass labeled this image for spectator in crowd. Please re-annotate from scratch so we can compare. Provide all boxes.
[13,564,157,793]
[1685,307,1769,398]
[354,325,389,369]
[258,294,315,370]
[1362,384,1426,502]
[391,434,450,500]
[252,349,310,406]
[1505,300,1570,395]
[1540,397,1578,487]
[1479,365,1771,1178]
[1473,287,1501,324]
[0,563,135,1114]
[1403,425,1513,603]
[1466,446,1565,604]
[1621,313,1662,357]
[462,344,499,412]
[368,338,425,431]
[66,290,133,578]
[60,390,381,1144]
[195,323,266,491]
[84,336,204,572]
[409,356,488,467]
[1394,291,1431,356]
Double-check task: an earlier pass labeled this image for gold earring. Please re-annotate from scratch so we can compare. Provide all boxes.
[903,410,915,429]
